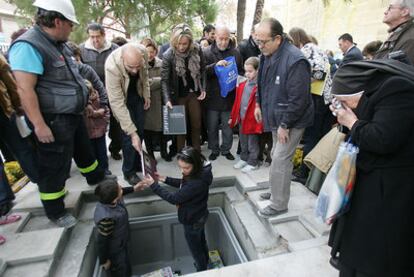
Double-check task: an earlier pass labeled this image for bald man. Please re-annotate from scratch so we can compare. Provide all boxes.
[105,43,151,185]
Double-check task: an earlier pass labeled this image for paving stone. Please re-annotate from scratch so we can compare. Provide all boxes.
[3,260,53,277]
[288,236,329,252]
[235,174,258,192]
[273,220,315,242]
[233,202,279,253]
[246,167,270,187]
[0,228,65,265]
[186,245,337,277]
[0,212,30,235]
[300,210,331,237]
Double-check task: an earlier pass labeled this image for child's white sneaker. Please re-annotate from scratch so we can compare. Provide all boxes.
[241,164,259,173]
[234,160,248,169]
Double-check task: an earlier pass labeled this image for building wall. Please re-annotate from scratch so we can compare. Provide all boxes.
[282,0,389,55]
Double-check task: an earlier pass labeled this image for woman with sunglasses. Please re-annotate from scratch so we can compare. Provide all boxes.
[140,146,213,272]
[161,24,206,153]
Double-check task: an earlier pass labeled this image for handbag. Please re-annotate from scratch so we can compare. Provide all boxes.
[315,138,359,224]
[214,56,238,97]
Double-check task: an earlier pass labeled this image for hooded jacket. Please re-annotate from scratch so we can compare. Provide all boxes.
[150,162,213,225]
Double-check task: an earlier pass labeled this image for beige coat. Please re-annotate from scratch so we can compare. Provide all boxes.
[105,43,150,135]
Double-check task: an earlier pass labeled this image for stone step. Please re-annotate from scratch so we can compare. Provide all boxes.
[0,228,65,266]
[3,260,54,277]
[245,166,270,188]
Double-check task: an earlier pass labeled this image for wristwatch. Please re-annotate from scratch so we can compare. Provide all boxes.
[280,123,288,130]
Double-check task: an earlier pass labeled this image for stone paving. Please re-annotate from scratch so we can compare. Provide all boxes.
[0,138,337,277]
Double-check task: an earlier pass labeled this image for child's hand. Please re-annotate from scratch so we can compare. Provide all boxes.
[102,259,111,270]
[144,174,155,185]
[133,181,147,192]
[154,172,166,182]
[228,118,232,125]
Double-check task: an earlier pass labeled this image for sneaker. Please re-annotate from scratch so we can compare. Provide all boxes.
[259,192,271,200]
[258,206,288,218]
[53,213,77,228]
[241,164,259,173]
[209,152,219,161]
[234,160,248,169]
[222,152,235,160]
[111,152,122,160]
[124,174,141,186]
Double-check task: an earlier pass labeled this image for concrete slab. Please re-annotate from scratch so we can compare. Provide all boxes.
[186,245,337,277]
[245,167,270,187]
[3,260,53,277]
[235,174,258,193]
[273,220,315,242]
[0,212,30,235]
[0,228,65,265]
[300,210,331,237]
[288,236,329,252]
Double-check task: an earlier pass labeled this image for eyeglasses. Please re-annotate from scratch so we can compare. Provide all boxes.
[254,37,275,46]
[386,4,403,12]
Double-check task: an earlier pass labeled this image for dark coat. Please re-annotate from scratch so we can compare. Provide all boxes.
[150,162,213,225]
[257,39,313,132]
[237,35,261,63]
[78,63,108,107]
[80,42,118,83]
[161,45,206,104]
[331,74,414,277]
[339,45,363,67]
[203,40,244,111]
[375,19,414,65]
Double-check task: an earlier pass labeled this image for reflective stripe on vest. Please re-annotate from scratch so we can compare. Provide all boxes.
[79,160,98,174]
[40,188,66,200]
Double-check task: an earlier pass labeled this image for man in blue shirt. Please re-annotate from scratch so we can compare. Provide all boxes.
[9,0,115,228]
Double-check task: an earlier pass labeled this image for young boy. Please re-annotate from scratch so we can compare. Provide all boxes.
[94,180,144,276]
[229,57,263,173]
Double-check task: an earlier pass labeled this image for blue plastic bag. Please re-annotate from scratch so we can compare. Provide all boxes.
[214,56,238,97]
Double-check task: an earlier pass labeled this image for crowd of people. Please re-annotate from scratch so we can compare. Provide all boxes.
[1,0,414,276]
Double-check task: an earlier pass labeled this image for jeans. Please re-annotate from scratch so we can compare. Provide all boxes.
[239,126,260,166]
[269,128,304,210]
[122,91,144,177]
[90,135,109,172]
[0,157,15,214]
[183,215,209,271]
[108,111,123,155]
[207,110,233,155]
[0,110,38,183]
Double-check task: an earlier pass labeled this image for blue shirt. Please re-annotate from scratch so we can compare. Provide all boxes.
[8,42,44,75]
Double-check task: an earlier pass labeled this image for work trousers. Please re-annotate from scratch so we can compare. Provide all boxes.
[38,114,104,219]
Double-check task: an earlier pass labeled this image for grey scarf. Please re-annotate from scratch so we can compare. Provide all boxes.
[174,46,201,91]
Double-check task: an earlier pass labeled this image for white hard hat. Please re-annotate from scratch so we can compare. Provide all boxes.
[33,0,79,24]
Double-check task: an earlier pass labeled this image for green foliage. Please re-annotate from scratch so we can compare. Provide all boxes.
[7,0,218,44]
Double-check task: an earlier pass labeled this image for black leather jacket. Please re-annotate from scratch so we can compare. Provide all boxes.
[161,45,206,104]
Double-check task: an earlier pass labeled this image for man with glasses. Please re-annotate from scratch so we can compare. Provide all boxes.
[375,0,414,64]
[254,18,313,217]
[8,0,115,228]
[105,43,151,186]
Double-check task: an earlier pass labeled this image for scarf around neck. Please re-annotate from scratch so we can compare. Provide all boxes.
[174,45,201,91]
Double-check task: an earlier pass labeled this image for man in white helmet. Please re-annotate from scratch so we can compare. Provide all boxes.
[8,0,116,228]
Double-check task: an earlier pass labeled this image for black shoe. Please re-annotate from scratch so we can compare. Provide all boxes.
[124,174,141,186]
[111,152,122,160]
[161,152,172,162]
[292,175,307,185]
[209,152,219,161]
[223,152,235,160]
[105,169,113,175]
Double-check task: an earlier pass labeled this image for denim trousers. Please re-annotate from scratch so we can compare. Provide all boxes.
[207,110,233,154]
[183,215,209,271]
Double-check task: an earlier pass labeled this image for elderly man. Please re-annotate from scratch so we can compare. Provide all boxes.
[105,43,150,186]
[8,0,114,228]
[203,25,243,161]
[338,33,363,67]
[254,18,313,217]
[80,23,123,161]
[375,0,414,63]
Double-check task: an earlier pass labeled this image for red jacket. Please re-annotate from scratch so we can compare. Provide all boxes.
[229,80,263,134]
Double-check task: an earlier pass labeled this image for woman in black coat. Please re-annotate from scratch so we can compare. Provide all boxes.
[328,59,414,277]
[140,146,213,272]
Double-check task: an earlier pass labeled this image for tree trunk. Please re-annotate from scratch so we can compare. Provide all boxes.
[251,0,265,32]
[236,0,246,43]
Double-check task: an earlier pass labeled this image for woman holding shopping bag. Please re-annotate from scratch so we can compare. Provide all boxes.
[327,59,414,277]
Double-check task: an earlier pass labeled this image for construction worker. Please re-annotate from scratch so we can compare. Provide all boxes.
[8,0,115,228]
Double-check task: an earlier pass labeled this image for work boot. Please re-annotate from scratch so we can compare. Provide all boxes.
[53,213,77,228]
